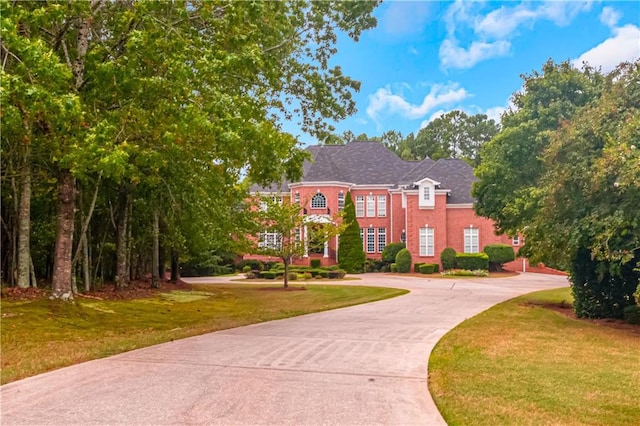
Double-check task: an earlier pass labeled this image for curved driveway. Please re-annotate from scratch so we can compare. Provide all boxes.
[1,273,567,425]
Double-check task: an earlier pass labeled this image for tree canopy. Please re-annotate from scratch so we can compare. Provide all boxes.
[1,1,380,296]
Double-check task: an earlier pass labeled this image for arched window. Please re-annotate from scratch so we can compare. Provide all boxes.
[311,193,327,209]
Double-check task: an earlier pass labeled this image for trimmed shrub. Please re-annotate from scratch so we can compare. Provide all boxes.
[242,265,251,273]
[419,263,439,274]
[288,272,298,281]
[270,262,285,270]
[414,262,426,273]
[318,270,329,278]
[327,265,340,271]
[382,242,406,263]
[338,192,366,273]
[310,259,321,269]
[483,244,515,271]
[390,263,398,273]
[245,271,257,279]
[455,253,489,271]
[395,249,412,273]
[262,271,277,279]
[328,269,347,279]
[440,247,456,271]
[303,272,312,280]
[441,269,489,277]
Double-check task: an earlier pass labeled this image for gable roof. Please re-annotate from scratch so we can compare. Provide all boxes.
[250,141,477,203]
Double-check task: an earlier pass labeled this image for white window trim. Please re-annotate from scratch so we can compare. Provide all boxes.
[259,232,281,250]
[366,195,375,217]
[377,195,387,217]
[338,193,345,211]
[356,196,364,217]
[311,193,327,209]
[464,228,479,253]
[377,228,386,253]
[366,228,375,253]
[419,227,434,256]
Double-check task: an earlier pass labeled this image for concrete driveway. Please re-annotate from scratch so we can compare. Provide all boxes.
[1,273,567,425]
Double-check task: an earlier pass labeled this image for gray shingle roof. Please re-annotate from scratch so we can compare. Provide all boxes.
[250,141,476,203]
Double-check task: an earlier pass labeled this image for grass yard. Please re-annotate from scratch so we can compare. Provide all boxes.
[429,287,640,426]
[1,283,406,384]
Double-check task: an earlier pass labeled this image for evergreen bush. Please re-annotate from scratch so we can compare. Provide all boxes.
[390,263,398,272]
[382,242,406,263]
[310,259,321,268]
[483,244,515,271]
[414,262,425,273]
[395,249,412,273]
[441,247,456,270]
[337,192,366,273]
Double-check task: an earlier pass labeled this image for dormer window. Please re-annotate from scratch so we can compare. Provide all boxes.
[418,181,435,208]
[311,193,326,209]
[423,186,431,201]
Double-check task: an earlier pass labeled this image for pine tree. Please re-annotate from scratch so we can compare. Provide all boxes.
[338,192,366,273]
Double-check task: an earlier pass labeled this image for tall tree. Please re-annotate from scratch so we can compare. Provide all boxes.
[413,111,498,166]
[526,62,639,318]
[473,60,604,237]
[1,1,380,296]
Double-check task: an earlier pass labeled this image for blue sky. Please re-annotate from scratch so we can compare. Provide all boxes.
[286,0,640,145]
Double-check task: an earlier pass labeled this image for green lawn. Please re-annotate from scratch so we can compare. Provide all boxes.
[1,284,407,384]
[429,287,640,426]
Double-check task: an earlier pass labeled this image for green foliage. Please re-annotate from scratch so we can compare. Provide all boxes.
[338,192,366,273]
[414,262,426,273]
[288,272,298,281]
[236,260,264,271]
[623,305,640,325]
[441,247,457,270]
[242,266,251,273]
[419,264,439,274]
[455,253,489,271]
[328,270,347,279]
[569,248,639,319]
[261,271,277,280]
[381,242,406,263]
[395,249,412,273]
[310,259,321,269]
[473,60,605,236]
[483,244,516,271]
[390,263,398,273]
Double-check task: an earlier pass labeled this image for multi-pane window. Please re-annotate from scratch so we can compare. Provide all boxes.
[294,193,300,204]
[259,232,281,250]
[377,228,386,253]
[366,195,375,217]
[338,193,345,211]
[377,195,386,217]
[356,195,364,217]
[311,193,326,209]
[295,228,301,242]
[366,228,375,253]
[512,236,520,246]
[419,227,434,256]
[423,186,431,201]
[464,228,479,253]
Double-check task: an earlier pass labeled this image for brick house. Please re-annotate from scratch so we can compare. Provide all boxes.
[248,141,523,269]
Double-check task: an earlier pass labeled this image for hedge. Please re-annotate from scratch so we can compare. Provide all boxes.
[310,259,321,269]
[455,253,489,271]
[261,271,277,279]
[390,263,398,273]
[328,269,347,279]
[419,263,439,274]
[414,262,425,273]
[382,242,406,263]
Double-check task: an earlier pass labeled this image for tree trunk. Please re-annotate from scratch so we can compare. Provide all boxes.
[51,169,76,300]
[170,249,180,283]
[82,233,91,292]
[30,256,37,288]
[115,187,131,289]
[16,146,31,288]
[283,257,289,288]
[151,210,160,288]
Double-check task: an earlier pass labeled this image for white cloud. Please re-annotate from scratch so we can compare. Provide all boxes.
[439,38,511,70]
[441,0,593,70]
[484,106,506,124]
[600,6,621,29]
[355,117,368,125]
[366,83,469,121]
[573,24,640,73]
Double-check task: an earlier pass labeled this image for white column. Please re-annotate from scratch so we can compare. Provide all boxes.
[303,225,309,257]
[323,238,329,258]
